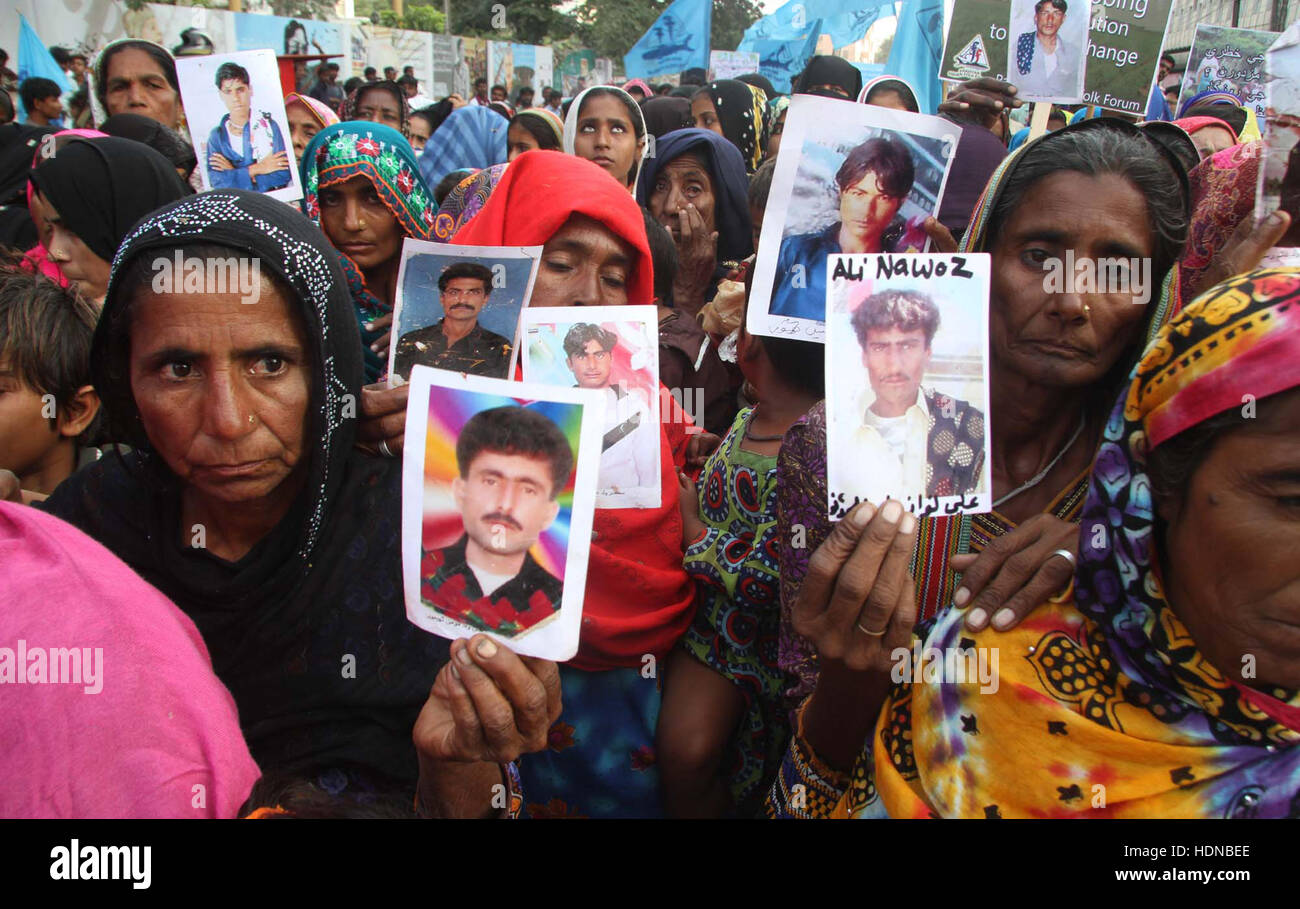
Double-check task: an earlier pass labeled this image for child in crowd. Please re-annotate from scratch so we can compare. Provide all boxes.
[0,264,101,497]
[657,276,824,818]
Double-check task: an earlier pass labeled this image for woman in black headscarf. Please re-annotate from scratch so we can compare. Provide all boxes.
[641,95,692,139]
[36,188,559,814]
[793,54,862,100]
[0,123,56,251]
[100,112,198,186]
[29,137,187,304]
[691,80,766,173]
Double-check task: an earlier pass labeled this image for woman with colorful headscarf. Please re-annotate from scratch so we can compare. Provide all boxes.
[1175,115,1239,160]
[774,119,1190,714]
[300,121,435,382]
[690,80,767,173]
[507,108,563,160]
[563,86,649,193]
[418,104,508,191]
[622,78,654,103]
[284,91,339,166]
[770,268,1300,818]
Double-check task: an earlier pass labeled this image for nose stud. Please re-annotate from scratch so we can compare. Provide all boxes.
[248,414,256,425]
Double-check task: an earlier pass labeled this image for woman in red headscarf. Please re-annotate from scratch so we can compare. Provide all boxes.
[360,151,703,817]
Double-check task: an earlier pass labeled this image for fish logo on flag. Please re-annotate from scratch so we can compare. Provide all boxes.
[623,0,712,80]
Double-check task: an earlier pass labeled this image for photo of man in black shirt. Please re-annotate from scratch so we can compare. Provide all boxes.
[393,262,513,380]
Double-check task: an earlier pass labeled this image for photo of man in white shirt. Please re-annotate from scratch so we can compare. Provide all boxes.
[562,323,658,503]
[1011,0,1083,101]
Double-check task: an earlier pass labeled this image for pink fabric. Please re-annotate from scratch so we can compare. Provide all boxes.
[19,244,70,287]
[1173,116,1239,140]
[0,503,261,818]
[285,92,341,130]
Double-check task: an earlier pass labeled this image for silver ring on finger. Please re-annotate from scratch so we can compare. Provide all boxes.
[379,439,394,459]
[1049,548,1077,570]
[856,621,888,637]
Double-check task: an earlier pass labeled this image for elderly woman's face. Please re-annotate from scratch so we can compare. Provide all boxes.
[648,153,717,241]
[104,48,180,128]
[286,99,324,163]
[352,87,402,128]
[128,273,311,507]
[41,197,112,304]
[1160,389,1300,690]
[1192,124,1236,160]
[989,170,1153,389]
[531,214,635,308]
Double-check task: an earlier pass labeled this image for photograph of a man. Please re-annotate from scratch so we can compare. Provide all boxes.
[393,262,513,379]
[563,323,657,494]
[772,135,915,319]
[1011,0,1082,100]
[421,405,571,636]
[207,61,291,192]
[844,289,985,504]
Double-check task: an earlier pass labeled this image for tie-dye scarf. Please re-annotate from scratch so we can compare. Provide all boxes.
[815,269,1300,819]
[299,121,435,381]
[432,163,508,241]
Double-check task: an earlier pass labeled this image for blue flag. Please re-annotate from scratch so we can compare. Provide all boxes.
[739,0,893,54]
[624,0,712,80]
[885,0,944,114]
[751,22,823,94]
[15,14,74,123]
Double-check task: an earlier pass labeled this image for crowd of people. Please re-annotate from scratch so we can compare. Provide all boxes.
[1,34,1298,820]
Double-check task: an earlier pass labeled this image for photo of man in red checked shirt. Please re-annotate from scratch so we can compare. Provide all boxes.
[420,405,570,636]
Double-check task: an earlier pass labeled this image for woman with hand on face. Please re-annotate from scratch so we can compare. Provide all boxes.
[283,92,339,167]
[774,119,1195,718]
[357,151,712,817]
[770,270,1300,818]
[563,86,649,194]
[29,137,188,306]
[24,190,556,816]
[300,121,436,382]
[637,128,753,318]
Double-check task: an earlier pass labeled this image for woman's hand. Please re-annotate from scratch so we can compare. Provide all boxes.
[0,470,21,503]
[938,77,1022,127]
[413,635,562,765]
[365,311,395,358]
[794,500,919,769]
[792,500,919,673]
[685,430,722,470]
[676,469,706,544]
[357,381,408,456]
[923,216,959,253]
[671,203,719,317]
[1197,210,1292,296]
[950,513,1078,632]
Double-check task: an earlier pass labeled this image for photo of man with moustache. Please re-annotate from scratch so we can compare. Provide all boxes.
[420,405,571,637]
[393,262,513,380]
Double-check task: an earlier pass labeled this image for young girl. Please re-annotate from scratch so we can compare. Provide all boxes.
[657,312,824,817]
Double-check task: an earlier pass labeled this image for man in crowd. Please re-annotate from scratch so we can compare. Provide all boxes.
[491,84,508,103]
[843,289,985,505]
[420,405,570,637]
[308,61,344,113]
[392,263,513,380]
[19,78,64,127]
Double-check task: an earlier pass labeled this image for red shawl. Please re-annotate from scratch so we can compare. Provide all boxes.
[452,150,693,671]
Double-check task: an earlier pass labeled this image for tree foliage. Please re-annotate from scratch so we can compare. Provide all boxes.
[575,0,667,60]
[711,0,764,52]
